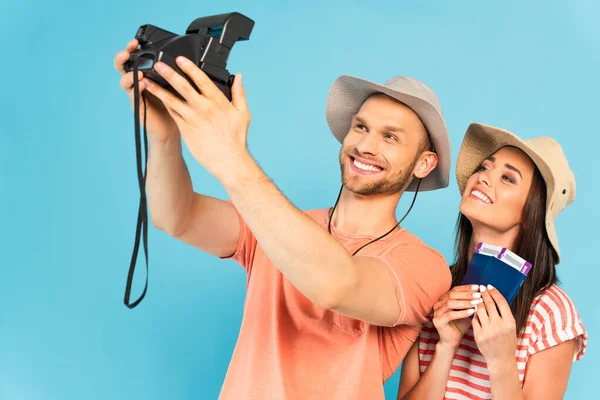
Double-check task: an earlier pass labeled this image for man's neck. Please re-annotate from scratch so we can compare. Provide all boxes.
[329,187,402,237]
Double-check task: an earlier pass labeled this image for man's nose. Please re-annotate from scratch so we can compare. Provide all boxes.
[355,132,380,156]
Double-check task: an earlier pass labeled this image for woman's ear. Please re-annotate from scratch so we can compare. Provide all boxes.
[413,151,439,179]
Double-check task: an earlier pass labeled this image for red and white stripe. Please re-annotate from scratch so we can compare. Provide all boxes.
[418,285,587,400]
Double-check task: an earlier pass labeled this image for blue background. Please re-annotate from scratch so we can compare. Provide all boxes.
[1,0,598,398]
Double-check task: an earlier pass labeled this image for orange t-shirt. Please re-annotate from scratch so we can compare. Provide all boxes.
[219,206,451,400]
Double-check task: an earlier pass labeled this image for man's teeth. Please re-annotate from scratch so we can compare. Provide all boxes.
[353,159,382,172]
[471,190,491,204]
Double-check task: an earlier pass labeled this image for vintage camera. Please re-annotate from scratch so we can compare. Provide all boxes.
[124,12,254,100]
[122,13,254,309]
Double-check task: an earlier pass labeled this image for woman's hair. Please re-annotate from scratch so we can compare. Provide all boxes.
[451,163,559,334]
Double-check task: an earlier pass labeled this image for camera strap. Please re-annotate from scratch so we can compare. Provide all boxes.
[124,61,149,309]
[327,178,422,256]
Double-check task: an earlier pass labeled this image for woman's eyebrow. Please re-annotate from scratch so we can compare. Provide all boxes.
[505,163,523,179]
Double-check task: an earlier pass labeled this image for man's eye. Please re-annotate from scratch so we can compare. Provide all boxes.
[384,134,398,141]
[355,124,368,132]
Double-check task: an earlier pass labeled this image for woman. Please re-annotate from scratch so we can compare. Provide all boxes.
[397,123,587,399]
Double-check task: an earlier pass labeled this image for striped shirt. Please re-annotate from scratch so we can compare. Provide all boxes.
[418,284,587,399]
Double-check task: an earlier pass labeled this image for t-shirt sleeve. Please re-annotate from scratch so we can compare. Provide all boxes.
[530,287,587,361]
[218,200,257,273]
[377,243,451,327]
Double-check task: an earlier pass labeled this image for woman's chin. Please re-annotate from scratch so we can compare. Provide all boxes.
[458,201,471,217]
[459,204,484,225]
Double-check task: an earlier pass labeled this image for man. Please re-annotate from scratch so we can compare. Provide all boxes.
[114,39,452,400]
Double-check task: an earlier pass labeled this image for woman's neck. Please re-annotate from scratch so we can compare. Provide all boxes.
[468,223,521,262]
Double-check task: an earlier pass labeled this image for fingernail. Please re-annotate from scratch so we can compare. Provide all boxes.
[176,57,188,66]
[479,285,487,292]
[468,309,475,315]
[471,285,479,290]
[471,299,480,305]
[473,292,481,299]
[487,284,494,290]
[143,79,152,87]
[155,62,166,72]
[474,305,478,311]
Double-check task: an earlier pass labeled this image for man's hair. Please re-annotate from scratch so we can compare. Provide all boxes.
[418,124,434,154]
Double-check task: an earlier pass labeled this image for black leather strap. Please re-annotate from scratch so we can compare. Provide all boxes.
[124,61,149,309]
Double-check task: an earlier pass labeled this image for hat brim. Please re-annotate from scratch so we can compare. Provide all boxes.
[456,123,560,260]
[326,75,450,192]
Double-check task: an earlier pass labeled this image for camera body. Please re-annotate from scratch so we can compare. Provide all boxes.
[124,12,254,100]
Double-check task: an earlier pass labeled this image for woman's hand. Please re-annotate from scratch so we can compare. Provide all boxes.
[472,285,517,366]
[432,285,482,348]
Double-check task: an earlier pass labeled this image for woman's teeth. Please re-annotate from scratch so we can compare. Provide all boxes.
[471,189,491,204]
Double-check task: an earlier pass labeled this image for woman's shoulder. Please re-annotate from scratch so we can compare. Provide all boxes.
[530,284,580,320]
[525,284,587,361]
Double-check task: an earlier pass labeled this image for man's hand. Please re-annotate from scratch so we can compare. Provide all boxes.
[143,57,252,181]
[114,39,179,141]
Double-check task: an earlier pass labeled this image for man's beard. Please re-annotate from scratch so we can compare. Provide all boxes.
[339,149,416,196]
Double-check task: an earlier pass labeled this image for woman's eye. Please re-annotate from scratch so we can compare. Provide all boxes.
[502,175,516,184]
[476,165,488,172]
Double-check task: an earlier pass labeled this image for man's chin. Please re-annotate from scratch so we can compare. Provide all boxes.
[343,181,385,196]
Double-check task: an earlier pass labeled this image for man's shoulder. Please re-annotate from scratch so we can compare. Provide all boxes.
[302,207,449,268]
[384,230,451,287]
[390,229,448,266]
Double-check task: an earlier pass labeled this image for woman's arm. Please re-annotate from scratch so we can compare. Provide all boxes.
[397,285,480,400]
[397,341,420,399]
[486,339,576,400]
[476,286,577,399]
[397,340,458,400]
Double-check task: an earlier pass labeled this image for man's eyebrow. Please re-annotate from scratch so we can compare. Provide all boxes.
[352,115,406,134]
[381,124,406,134]
[352,115,367,125]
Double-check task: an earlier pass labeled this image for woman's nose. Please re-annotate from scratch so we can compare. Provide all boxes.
[478,170,491,186]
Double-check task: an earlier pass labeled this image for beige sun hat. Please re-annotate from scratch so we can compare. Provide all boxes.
[456,122,576,261]
[325,75,451,192]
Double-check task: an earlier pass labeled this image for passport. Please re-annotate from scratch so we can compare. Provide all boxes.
[461,243,531,304]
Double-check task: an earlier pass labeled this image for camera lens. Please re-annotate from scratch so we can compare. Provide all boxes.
[136,26,147,42]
